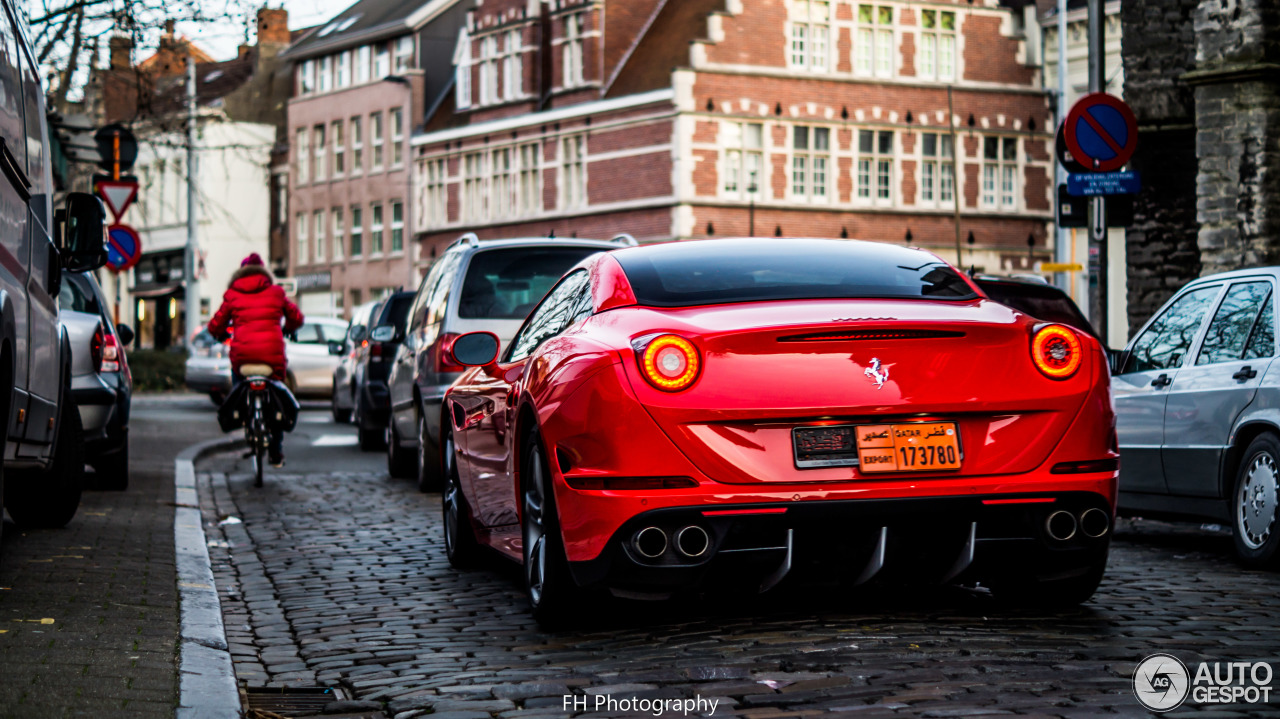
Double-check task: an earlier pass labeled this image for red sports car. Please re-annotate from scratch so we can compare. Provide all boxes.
[440,238,1117,623]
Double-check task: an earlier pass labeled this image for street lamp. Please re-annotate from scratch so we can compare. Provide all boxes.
[747,170,758,237]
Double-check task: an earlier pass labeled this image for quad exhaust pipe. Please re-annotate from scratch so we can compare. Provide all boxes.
[632,527,667,559]
[675,526,710,558]
[1079,507,1110,538]
[1044,508,1110,542]
[631,525,712,559]
[1045,510,1078,541]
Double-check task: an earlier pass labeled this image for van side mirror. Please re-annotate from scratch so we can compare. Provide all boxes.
[115,324,135,347]
[58,193,109,272]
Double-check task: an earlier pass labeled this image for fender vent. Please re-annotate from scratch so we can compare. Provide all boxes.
[778,329,966,343]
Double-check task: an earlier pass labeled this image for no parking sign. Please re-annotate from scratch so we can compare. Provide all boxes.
[106,224,142,273]
[1063,93,1138,172]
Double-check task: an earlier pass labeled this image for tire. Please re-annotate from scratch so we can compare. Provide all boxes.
[991,560,1106,609]
[209,390,225,406]
[521,429,582,627]
[1232,433,1280,568]
[332,403,351,423]
[442,427,481,568]
[5,395,85,529]
[91,439,129,491]
[416,411,442,493]
[354,390,384,451]
[387,419,415,479]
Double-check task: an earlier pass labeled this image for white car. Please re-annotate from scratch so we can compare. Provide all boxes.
[184,318,348,401]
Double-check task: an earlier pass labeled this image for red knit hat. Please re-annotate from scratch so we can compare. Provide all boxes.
[241,253,264,267]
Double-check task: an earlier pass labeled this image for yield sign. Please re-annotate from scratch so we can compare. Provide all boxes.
[1063,93,1138,173]
[95,180,138,221]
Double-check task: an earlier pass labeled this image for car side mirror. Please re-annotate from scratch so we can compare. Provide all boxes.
[58,193,109,272]
[451,331,500,367]
[328,340,344,356]
[370,325,396,342]
[115,324,135,347]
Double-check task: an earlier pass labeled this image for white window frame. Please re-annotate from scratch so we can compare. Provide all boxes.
[332,120,345,177]
[982,136,1019,210]
[560,135,586,210]
[423,158,447,229]
[562,12,585,89]
[313,124,326,181]
[856,129,895,206]
[296,211,308,265]
[296,128,309,185]
[336,50,351,89]
[918,9,957,81]
[390,108,404,168]
[918,131,955,207]
[480,35,499,104]
[503,30,523,100]
[491,147,513,218]
[370,112,384,171]
[518,142,541,216]
[789,1,830,73]
[790,125,831,203]
[350,116,363,175]
[374,43,390,78]
[454,30,472,109]
[355,46,371,84]
[370,203,384,255]
[318,54,332,92]
[314,209,326,262]
[300,59,315,94]
[393,36,413,74]
[350,206,364,258]
[855,5,895,78]
[331,207,344,260]
[390,200,404,253]
[463,151,488,221]
[722,121,764,201]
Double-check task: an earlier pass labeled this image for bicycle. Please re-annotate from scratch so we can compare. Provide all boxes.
[238,363,276,488]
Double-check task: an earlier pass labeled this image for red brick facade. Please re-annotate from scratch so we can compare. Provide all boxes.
[414,0,1053,274]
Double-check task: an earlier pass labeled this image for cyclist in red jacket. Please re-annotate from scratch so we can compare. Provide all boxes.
[208,253,304,465]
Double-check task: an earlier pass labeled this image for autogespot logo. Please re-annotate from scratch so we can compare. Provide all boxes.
[1134,654,1190,712]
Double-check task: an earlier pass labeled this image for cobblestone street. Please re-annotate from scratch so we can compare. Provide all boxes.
[197,412,1280,719]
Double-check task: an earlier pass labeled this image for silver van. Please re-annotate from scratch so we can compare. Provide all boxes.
[385,234,633,488]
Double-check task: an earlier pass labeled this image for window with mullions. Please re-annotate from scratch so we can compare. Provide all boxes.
[920,132,954,205]
[331,207,344,260]
[857,130,894,203]
[296,212,308,265]
[919,9,956,81]
[856,5,894,78]
[503,30,523,99]
[789,0,830,72]
[332,121,345,176]
[723,122,764,200]
[791,126,830,202]
[464,152,488,221]
[518,143,541,215]
[313,125,326,181]
[982,137,1018,209]
[350,206,363,257]
[480,35,498,104]
[560,136,586,209]
[492,147,513,218]
[563,13,586,88]
[422,158,447,228]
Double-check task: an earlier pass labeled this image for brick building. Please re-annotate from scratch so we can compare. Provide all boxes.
[411,0,1054,274]
[280,0,470,318]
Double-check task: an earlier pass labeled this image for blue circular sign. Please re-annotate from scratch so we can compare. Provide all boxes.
[106,224,142,273]
[1064,93,1139,172]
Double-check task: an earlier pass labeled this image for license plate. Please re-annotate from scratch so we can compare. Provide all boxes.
[855,422,961,473]
[792,425,860,468]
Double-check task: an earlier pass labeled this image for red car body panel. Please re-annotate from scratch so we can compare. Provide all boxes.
[444,241,1118,590]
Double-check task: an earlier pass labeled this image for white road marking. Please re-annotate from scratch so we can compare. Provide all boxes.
[312,435,358,447]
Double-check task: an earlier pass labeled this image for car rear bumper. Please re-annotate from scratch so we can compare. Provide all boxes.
[72,372,129,458]
[565,489,1113,596]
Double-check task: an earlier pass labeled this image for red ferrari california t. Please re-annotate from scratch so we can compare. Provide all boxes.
[440,238,1117,623]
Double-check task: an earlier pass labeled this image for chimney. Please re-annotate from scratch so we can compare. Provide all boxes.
[256,7,290,47]
[109,35,133,71]
[163,19,175,37]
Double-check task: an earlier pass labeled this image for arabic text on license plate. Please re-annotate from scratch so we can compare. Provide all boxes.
[855,422,961,473]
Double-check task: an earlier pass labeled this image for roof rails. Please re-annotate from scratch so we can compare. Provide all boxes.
[610,233,639,247]
[449,232,481,250]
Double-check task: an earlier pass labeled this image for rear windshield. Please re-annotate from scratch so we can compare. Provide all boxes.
[379,294,415,331]
[459,247,603,319]
[978,280,1099,338]
[614,239,977,307]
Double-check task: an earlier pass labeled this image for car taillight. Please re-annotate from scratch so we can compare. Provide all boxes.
[436,332,466,373]
[1031,324,1083,380]
[90,325,104,371]
[635,334,701,391]
[100,333,121,373]
[370,342,384,361]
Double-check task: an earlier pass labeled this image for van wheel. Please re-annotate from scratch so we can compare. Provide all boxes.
[5,396,85,529]
[1232,433,1280,568]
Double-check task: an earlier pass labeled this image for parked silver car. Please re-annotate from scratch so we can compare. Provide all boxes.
[332,301,381,422]
[1113,268,1280,566]
[58,272,134,490]
[385,234,635,489]
[184,318,348,401]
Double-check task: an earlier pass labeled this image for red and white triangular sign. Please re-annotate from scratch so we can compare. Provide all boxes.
[96,180,138,221]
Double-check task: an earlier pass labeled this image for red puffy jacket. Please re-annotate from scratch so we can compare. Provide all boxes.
[207,266,304,381]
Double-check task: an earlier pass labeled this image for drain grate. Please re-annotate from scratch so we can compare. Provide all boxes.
[243,686,346,717]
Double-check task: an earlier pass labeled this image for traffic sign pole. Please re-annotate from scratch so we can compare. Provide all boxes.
[1088,0,1108,346]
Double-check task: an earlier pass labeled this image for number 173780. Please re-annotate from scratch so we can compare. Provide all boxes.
[855,422,962,474]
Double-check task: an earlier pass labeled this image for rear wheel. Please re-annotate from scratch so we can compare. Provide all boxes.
[1232,433,1280,568]
[331,390,351,423]
[416,411,442,493]
[6,395,85,529]
[91,439,129,491]
[442,428,480,568]
[522,430,581,626]
[386,419,415,478]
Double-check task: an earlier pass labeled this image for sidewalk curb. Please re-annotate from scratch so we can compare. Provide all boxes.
[175,436,245,719]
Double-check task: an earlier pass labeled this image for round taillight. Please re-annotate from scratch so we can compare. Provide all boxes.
[1031,324,1083,379]
[640,335,700,391]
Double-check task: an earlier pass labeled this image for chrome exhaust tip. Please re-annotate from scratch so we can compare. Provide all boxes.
[674,525,710,558]
[1079,507,1111,538]
[1045,510,1078,541]
[632,527,668,559]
